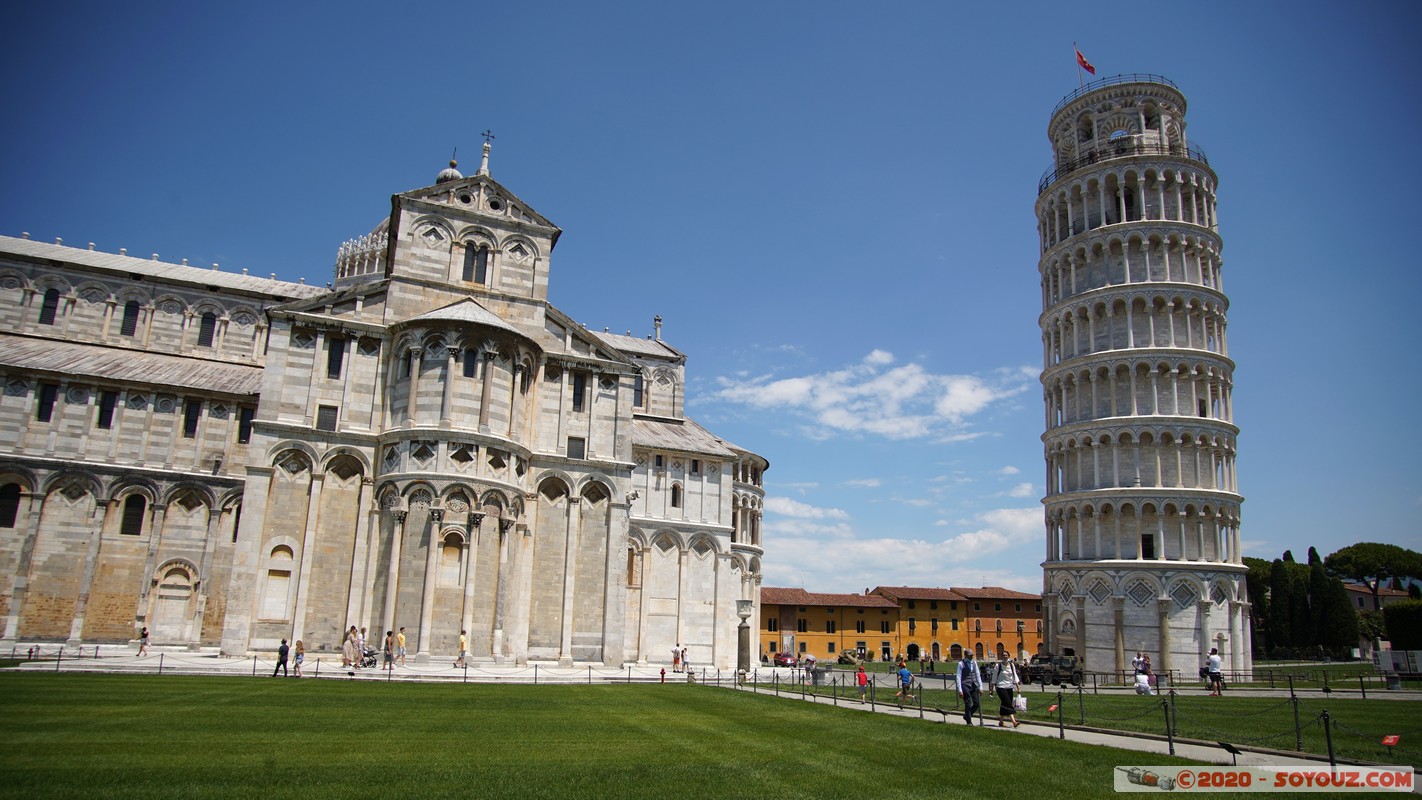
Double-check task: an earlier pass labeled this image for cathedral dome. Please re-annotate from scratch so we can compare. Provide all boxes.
[435,159,463,184]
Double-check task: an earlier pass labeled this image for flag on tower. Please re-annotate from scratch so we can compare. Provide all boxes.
[1075,47,1096,75]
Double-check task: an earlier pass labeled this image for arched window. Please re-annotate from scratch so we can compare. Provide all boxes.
[670,484,682,508]
[0,483,19,528]
[197,312,217,347]
[120,301,140,336]
[120,495,147,536]
[462,244,489,284]
[38,288,60,325]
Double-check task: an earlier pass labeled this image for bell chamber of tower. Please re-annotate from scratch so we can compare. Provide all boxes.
[1035,75,1251,682]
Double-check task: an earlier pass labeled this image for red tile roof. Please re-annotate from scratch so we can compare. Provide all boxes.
[950,586,1043,601]
[760,587,898,608]
[870,586,967,602]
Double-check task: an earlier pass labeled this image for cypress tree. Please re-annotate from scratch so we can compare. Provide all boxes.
[1267,559,1293,654]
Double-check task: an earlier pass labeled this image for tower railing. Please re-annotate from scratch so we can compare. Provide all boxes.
[1050,74,1181,118]
[1038,140,1210,195]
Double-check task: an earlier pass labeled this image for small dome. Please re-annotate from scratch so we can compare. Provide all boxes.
[435,159,463,185]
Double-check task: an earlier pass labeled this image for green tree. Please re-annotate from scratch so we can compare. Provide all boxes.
[1289,565,1312,651]
[1243,557,1271,656]
[1320,567,1359,655]
[1325,543,1422,611]
[1358,610,1386,644]
[1382,601,1422,650]
[1267,559,1293,654]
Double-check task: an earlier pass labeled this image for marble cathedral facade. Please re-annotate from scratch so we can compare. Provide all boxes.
[0,148,767,667]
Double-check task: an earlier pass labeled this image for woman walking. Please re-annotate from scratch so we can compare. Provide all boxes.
[992,652,1021,727]
[341,626,358,667]
[293,640,305,677]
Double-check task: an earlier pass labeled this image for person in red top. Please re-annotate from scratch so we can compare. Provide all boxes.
[855,665,869,703]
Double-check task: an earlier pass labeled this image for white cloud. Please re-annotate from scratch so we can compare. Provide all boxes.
[759,506,1045,592]
[1004,482,1036,498]
[843,478,882,488]
[710,351,1034,442]
[939,508,1042,561]
[998,466,1021,476]
[764,496,848,520]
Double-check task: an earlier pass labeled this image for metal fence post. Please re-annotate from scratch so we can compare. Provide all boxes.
[1162,697,1175,755]
[252,656,257,677]
[1291,695,1303,752]
[315,658,320,678]
[158,653,164,676]
[1056,691,1064,739]
[1078,683,1086,725]
[533,664,538,685]
[1359,675,1366,700]
[1168,688,1178,736]
[1322,710,1335,769]
[55,647,62,673]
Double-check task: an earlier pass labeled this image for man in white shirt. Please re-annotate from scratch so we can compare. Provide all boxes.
[1206,647,1224,696]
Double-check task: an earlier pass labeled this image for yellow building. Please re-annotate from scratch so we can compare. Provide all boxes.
[869,586,969,662]
[758,588,898,663]
[952,586,1045,661]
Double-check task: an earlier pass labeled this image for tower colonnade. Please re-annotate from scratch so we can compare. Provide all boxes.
[1036,75,1250,681]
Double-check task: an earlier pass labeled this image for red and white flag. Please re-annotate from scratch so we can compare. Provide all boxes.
[1075,47,1096,75]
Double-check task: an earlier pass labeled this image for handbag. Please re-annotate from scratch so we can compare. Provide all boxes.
[1013,695,1027,712]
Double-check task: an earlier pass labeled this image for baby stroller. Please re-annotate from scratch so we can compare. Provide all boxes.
[357,646,377,669]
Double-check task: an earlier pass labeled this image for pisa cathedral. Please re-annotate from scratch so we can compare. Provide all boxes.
[0,144,768,667]
[1036,76,1252,679]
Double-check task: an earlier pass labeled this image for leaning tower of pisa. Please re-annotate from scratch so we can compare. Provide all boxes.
[1035,75,1251,682]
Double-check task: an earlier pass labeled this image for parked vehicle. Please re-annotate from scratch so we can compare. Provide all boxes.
[1027,654,1082,686]
[773,652,798,667]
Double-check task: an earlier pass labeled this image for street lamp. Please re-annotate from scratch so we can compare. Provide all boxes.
[1017,620,1026,661]
[736,600,754,674]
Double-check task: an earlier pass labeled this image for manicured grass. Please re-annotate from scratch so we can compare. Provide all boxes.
[0,673,1216,800]
[763,674,1422,769]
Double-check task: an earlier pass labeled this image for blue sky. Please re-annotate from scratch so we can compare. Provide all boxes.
[3,2,1420,593]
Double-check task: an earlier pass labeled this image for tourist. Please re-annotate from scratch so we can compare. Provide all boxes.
[1207,647,1224,696]
[273,639,289,677]
[682,647,690,675]
[383,630,395,671]
[293,640,305,677]
[341,626,358,667]
[956,650,982,725]
[895,662,914,701]
[455,629,468,668]
[358,627,368,659]
[671,644,681,673]
[856,665,869,703]
[397,627,407,666]
[138,626,149,657]
[992,652,1021,727]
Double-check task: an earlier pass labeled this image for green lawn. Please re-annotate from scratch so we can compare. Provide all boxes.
[756,673,1422,769]
[0,673,1225,800]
